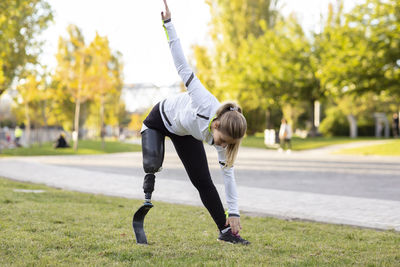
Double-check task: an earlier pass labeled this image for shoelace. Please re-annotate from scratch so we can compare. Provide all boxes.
[233,233,243,239]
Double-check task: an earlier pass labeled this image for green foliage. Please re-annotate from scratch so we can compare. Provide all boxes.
[319,108,349,137]
[194,1,329,133]
[322,0,400,98]
[319,91,395,137]
[0,0,53,96]
[0,119,14,128]
[357,121,375,137]
[193,0,400,135]
[243,107,267,135]
[193,0,281,134]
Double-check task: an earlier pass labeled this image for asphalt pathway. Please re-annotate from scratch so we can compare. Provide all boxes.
[0,140,399,231]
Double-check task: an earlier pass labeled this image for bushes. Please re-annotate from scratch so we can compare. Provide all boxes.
[0,120,14,128]
[243,108,267,135]
[320,108,377,137]
[319,108,349,137]
[357,124,375,136]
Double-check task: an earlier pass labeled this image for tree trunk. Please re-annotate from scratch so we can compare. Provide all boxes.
[265,107,272,129]
[73,57,85,151]
[24,102,31,147]
[100,97,105,150]
[40,100,48,147]
[73,98,81,151]
[309,99,317,137]
[347,114,358,138]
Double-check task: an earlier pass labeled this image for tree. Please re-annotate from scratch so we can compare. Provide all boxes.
[0,0,53,96]
[281,17,325,136]
[322,0,400,101]
[128,113,143,133]
[193,0,281,133]
[235,16,325,135]
[193,0,400,136]
[316,0,400,136]
[46,78,76,132]
[194,0,280,101]
[14,70,45,146]
[86,34,123,148]
[54,25,93,151]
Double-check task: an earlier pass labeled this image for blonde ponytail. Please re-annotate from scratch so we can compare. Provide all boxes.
[215,102,247,167]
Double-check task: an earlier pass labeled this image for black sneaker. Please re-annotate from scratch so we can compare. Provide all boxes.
[218,229,250,245]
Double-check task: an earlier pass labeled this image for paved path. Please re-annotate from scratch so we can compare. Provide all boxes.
[0,140,399,231]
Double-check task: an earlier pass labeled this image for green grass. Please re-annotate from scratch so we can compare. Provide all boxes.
[337,139,400,156]
[242,135,379,151]
[0,140,141,157]
[1,178,399,266]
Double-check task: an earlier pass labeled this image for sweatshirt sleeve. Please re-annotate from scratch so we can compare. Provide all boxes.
[163,19,215,109]
[215,145,240,216]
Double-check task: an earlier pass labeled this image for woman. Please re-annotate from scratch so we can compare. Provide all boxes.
[139,0,249,245]
[278,118,292,153]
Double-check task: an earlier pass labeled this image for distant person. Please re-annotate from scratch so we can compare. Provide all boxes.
[6,132,11,143]
[5,131,12,148]
[54,132,70,148]
[278,118,292,153]
[393,113,399,138]
[14,126,23,147]
[3,126,11,146]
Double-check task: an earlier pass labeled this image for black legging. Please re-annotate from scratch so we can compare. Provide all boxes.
[142,103,226,231]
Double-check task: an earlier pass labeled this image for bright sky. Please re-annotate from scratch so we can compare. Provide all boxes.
[40,0,362,86]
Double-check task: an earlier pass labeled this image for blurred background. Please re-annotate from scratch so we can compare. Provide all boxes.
[0,0,399,152]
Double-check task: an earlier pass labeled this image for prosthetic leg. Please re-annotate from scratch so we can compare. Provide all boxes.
[133,129,164,244]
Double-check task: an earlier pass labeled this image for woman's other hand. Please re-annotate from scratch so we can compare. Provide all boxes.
[226,217,242,235]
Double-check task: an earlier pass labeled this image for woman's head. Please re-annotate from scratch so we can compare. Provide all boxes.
[211,102,247,167]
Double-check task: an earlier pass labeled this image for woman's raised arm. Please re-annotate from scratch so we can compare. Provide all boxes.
[161,0,215,109]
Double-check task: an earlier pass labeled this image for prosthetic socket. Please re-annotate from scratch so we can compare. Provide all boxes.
[141,129,165,202]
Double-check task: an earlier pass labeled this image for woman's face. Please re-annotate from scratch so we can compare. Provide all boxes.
[212,129,238,148]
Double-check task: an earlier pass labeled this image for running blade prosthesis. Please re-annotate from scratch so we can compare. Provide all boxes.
[132,202,153,244]
[133,174,155,244]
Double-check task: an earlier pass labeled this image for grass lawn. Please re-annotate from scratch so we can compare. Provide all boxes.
[1,178,399,266]
[242,135,379,151]
[337,139,400,156]
[0,139,141,157]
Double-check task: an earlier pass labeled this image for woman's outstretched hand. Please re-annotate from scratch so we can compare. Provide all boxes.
[161,0,171,21]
